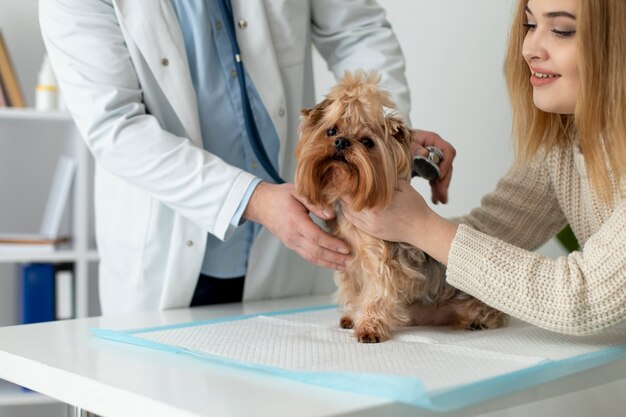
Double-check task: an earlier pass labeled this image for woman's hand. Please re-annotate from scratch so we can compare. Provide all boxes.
[341,180,458,264]
[341,181,429,246]
[411,129,456,205]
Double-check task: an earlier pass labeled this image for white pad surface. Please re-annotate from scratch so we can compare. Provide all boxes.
[95,307,626,410]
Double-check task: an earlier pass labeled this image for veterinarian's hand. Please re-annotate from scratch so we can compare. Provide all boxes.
[341,180,458,264]
[411,129,456,205]
[244,182,350,271]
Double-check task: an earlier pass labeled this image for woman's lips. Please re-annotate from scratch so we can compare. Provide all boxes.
[530,69,561,87]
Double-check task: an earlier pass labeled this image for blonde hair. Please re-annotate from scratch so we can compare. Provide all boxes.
[505,0,626,203]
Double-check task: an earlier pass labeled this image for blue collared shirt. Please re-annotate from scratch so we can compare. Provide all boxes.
[171,0,281,278]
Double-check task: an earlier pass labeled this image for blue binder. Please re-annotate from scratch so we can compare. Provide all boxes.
[21,263,55,324]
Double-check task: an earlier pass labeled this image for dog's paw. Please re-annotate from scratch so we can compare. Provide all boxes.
[468,322,489,331]
[354,322,390,343]
[355,329,384,343]
[453,319,489,331]
[339,315,354,329]
[456,312,509,331]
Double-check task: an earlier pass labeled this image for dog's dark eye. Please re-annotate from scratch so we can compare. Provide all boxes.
[361,138,375,148]
[326,126,337,137]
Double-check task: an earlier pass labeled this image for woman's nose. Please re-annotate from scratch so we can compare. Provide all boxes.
[522,31,547,63]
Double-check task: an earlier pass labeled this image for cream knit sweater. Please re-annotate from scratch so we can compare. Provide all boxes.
[446,141,626,335]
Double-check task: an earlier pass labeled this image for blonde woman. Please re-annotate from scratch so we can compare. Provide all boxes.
[342,0,626,335]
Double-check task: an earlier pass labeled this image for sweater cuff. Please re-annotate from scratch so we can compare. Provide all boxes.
[446,224,500,300]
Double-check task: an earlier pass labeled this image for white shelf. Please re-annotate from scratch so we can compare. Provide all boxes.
[0,249,100,263]
[0,107,72,123]
[0,250,78,264]
[0,249,99,264]
[0,379,58,406]
[1,104,98,321]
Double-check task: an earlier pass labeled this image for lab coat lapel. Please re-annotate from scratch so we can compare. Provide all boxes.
[232,0,288,148]
[113,0,203,147]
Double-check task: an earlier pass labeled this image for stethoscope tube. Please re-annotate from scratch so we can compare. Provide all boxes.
[217,0,285,184]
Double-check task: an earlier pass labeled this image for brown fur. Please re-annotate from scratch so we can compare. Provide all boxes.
[295,71,508,343]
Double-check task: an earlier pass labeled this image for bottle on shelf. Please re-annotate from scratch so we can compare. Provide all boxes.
[35,54,59,112]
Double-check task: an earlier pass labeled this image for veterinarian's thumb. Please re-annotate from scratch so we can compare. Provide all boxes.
[305,201,335,220]
[291,191,335,220]
[320,206,335,219]
[312,204,335,220]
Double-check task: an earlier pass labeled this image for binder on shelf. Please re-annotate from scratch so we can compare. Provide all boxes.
[21,263,55,324]
[40,155,76,238]
[0,155,76,253]
[0,29,25,107]
[0,235,69,253]
[54,263,74,320]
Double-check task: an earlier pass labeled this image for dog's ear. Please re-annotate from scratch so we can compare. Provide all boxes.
[301,98,332,123]
[385,115,412,148]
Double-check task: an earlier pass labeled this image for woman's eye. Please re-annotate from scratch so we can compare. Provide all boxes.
[326,127,337,137]
[361,138,374,148]
[552,29,576,38]
[523,21,575,38]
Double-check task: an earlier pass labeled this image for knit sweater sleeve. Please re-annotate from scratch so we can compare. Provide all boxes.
[447,200,626,335]
[452,160,566,250]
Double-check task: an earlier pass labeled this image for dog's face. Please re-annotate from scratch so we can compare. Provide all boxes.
[295,72,412,211]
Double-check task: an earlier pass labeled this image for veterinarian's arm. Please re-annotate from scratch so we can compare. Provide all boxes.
[40,0,256,241]
[311,0,410,118]
[244,182,350,271]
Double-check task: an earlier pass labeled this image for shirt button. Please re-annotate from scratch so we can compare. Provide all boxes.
[161,58,169,67]
[186,240,193,247]
[215,20,223,30]
[230,69,237,78]
[238,19,248,29]
[251,161,258,170]
[278,108,285,117]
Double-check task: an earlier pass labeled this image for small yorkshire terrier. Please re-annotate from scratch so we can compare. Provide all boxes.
[295,71,507,343]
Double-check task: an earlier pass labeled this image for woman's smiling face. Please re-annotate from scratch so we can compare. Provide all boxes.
[522,0,579,114]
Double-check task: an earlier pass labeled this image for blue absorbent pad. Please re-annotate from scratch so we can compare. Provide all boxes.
[92,305,626,411]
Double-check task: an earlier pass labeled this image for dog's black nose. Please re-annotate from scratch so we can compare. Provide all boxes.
[334,137,351,151]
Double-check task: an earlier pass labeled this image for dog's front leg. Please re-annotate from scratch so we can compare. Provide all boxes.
[353,263,407,343]
[334,270,361,330]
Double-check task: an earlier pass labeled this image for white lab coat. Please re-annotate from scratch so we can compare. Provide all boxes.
[39,0,410,314]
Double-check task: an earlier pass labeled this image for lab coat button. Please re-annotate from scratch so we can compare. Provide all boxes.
[278,108,285,117]
[161,58,169,67]
[186,240,193,247]
[251,161,258,170]
[216,20,223,30]
[230,69,237,78]
[238,19,248,29]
